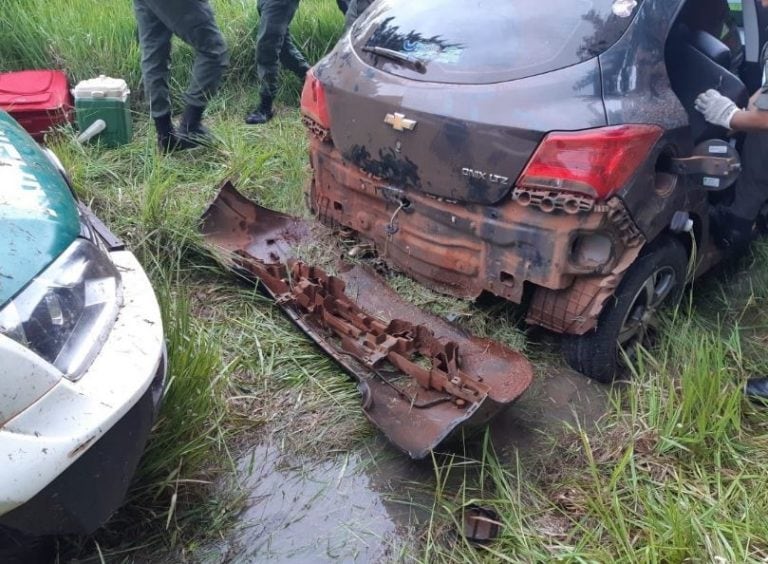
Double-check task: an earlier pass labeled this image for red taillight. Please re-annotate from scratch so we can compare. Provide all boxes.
[300,68,331,129]
[518,125,663,199]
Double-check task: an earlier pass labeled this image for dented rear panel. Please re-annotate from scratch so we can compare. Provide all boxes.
[308,138,645,325]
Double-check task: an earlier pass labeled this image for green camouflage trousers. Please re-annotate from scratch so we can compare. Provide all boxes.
[256,0,311,101]
[133,0,229,117]
[344,0,373,30]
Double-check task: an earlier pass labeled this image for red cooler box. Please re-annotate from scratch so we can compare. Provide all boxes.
[0,70,73,140]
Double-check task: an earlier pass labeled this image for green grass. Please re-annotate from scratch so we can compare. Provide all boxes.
[5,1,768,562]
[44,105,371,560]
[423,308,768,562]
[0,0,343,107]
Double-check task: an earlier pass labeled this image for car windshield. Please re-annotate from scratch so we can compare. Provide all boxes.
[356,0,643,84]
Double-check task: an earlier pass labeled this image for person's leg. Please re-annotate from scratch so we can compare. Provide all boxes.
[344,0,360,30]
[730,132,768,217]
[344,0,373,31]
[277,1,310,80]
[280,33,310,80]
[714,131,768,249]
[246,0,297,124]
[142,0,229,140]
[133,0,179,150]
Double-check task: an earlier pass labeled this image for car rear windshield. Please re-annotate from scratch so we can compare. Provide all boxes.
[355,0,642,84]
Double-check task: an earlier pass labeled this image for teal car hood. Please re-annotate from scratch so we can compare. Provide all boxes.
[0,111,80,307]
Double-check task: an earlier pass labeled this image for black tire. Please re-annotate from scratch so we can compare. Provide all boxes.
[0,526,55,564]
[562,236,688,383]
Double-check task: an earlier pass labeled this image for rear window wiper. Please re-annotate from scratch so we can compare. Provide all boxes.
[362,46,427,73]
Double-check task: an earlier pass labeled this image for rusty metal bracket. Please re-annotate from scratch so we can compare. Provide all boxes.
[200,181,534,458]
[302,115,332,144]
[240,259,490,407]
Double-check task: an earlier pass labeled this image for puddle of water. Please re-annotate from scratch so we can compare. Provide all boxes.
[224,443,429,563]
[218,367,609,563]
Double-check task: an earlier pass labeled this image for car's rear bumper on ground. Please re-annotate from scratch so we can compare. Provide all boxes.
[307,138,646,334]
[0,250,166,535]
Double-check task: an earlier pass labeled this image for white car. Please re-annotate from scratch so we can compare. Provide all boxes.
[0,110,166,558]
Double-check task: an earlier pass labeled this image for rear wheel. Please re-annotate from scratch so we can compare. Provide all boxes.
[562,237,688,383]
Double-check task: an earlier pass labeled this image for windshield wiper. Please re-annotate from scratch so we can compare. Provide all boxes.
[362,46,427,73]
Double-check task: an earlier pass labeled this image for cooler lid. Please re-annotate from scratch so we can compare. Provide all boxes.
[0,70,58,105]
[73,75,130,101]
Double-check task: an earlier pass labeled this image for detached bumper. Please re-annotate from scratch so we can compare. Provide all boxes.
[0,251,166,536]
[201,182,533,459]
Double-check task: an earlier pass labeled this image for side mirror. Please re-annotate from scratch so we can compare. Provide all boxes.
[670,139,741,190]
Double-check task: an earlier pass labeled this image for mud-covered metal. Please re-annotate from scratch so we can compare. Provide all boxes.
[200,182,533,459]
[314,24,606,207]
[526,244,644,335]
[303,0,759,345]
[307,139,645,334]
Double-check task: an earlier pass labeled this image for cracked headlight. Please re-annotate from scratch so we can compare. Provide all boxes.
[0,239,122,380]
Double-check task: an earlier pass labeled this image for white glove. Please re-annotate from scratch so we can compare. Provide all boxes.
[694,89,740,129]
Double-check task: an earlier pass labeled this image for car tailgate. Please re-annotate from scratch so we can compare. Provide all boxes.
[317,51,607,206]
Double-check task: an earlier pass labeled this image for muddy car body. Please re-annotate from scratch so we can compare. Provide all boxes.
[301,0,766,381]
[0,110,166,555]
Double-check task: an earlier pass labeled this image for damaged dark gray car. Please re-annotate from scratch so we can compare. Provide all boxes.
[300,0,767,382]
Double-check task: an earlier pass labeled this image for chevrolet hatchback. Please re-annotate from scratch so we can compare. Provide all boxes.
[302,0,768,381]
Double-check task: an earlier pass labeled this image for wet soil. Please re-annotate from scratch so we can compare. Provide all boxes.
[221,445,417,562]
[207,364,608,563]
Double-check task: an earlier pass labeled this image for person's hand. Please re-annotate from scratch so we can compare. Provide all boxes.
[694,89,740,129]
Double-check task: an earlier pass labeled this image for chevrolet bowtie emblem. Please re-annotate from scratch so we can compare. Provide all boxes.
[384,112,417,132]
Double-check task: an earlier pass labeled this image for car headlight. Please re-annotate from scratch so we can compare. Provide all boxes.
[0,239,122,381]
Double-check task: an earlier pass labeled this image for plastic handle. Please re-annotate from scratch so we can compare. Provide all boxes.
[76,119,107,144]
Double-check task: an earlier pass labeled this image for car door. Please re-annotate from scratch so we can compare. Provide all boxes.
[741,0,768,90]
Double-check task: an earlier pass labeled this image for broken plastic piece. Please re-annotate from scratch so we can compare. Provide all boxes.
[462,505,501,544]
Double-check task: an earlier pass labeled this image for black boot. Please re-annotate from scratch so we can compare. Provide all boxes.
[245,96,274,125]
[154,113,196,154]
[178,104,212,145]
[745,377,768,404]
[154,114,175,152]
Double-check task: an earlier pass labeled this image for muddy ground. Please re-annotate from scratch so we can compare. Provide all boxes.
[185,199,612,562]
[191,358,608,562]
